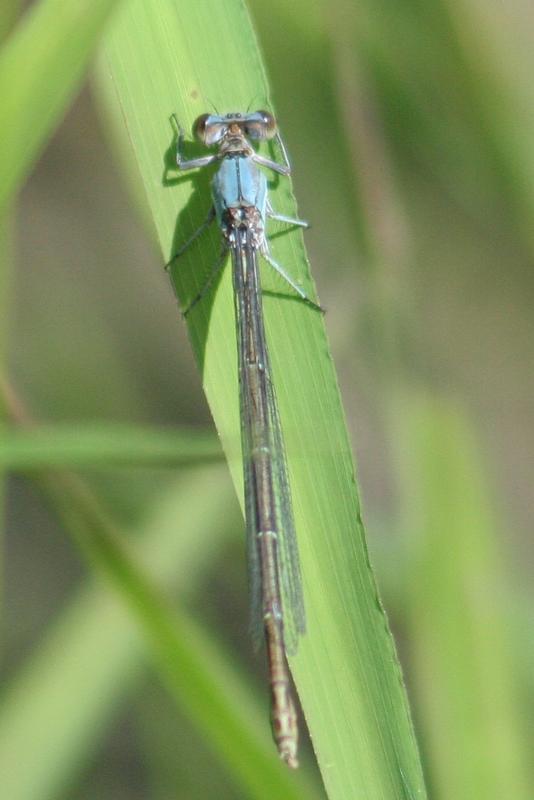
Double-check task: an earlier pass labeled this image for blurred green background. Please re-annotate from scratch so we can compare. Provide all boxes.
[1,0,532,798]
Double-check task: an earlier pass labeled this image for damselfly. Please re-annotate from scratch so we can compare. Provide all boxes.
[169,110,321,768]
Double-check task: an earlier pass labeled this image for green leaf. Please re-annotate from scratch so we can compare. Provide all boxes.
[0,1,21,43]
[0,0,121,212]
[0,423,221,469]
[395,395,531,800]
[0,218,12,616]
[96,1,427,797]
[29,467,320,800]
[0,469,232,800]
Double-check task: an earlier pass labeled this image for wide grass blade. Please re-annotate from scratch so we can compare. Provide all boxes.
[97,1,427,796]
[0,0,121,212]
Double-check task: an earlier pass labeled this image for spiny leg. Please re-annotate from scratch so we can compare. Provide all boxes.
[268,211,309,228]
[266,200,308,229]
[182,244,228,316]
[165,207,216,271]
[171,113,218,171]
[274,130,291,172]
[261,247,324,312]
[252,130,293,176]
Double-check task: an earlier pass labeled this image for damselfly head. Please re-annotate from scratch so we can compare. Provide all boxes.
[192,110,278,147]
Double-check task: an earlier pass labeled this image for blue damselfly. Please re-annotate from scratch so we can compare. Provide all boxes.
[170,110,321,767]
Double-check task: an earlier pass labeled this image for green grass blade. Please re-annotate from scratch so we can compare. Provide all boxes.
[0,1,21,42]
[396,395,530,800]
[0,469,233,800]
[29,467,320,800]
[97,2,426,797]
[0,219,13,620]
[0,423,221,469]
[0,0,121,212]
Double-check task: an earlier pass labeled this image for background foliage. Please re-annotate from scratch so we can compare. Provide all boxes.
[1,0,531,798]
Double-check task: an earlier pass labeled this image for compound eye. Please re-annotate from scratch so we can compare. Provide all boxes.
[244,110,277,140]
[256,110,277,138]
[192,114,210,143]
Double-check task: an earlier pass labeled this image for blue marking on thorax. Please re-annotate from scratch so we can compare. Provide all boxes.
[212,155,268,225]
